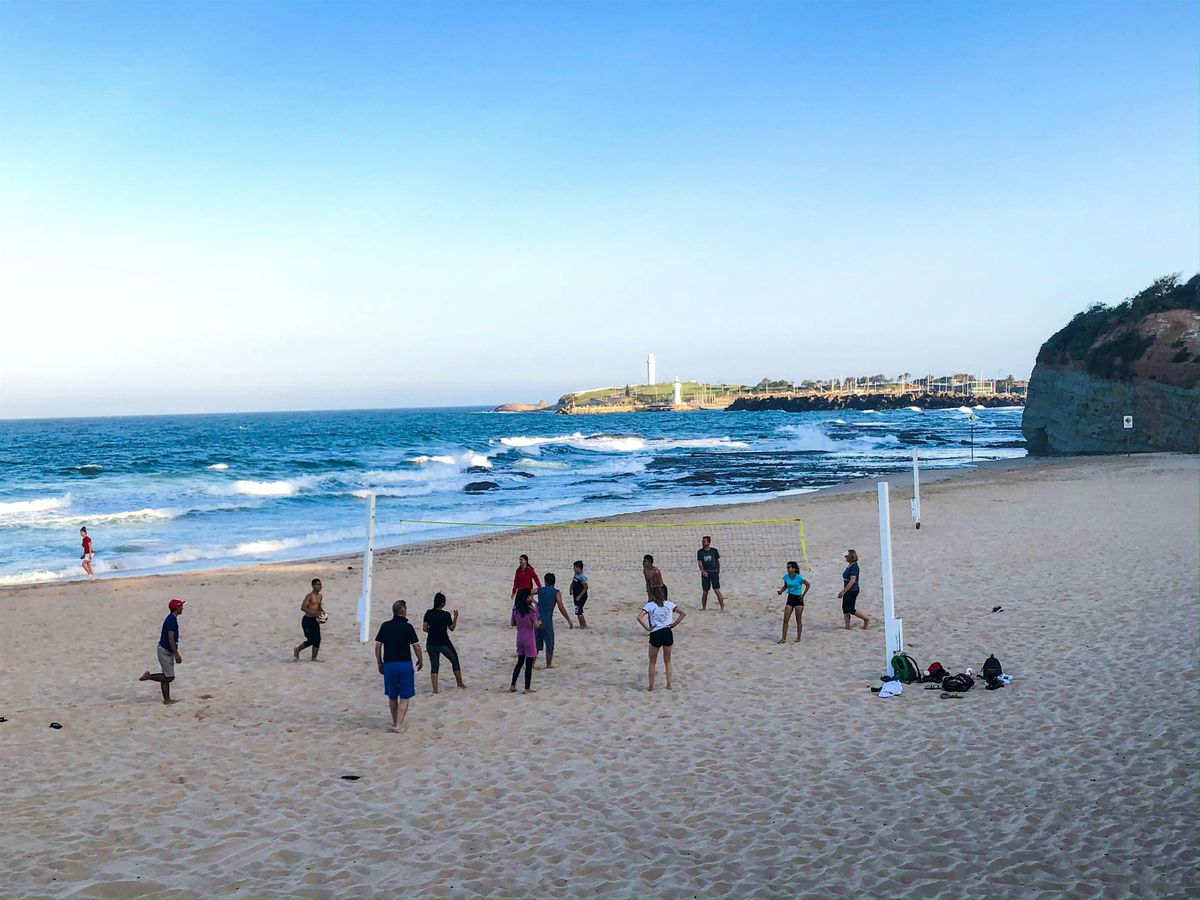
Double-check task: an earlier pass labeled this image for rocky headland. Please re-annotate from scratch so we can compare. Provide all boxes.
[1022,274,1200,454]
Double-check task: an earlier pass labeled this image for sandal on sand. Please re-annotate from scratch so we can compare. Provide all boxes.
[939,692,963,700]
[924,684,942,691]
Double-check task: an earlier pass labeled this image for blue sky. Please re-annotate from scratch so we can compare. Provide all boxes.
[1,0,1196,417]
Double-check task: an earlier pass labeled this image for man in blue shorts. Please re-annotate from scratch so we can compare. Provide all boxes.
[374,600,423,733]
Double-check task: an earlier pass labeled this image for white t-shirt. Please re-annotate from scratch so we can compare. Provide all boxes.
[642,600,676,632]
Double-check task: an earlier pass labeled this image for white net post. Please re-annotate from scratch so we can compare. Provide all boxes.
[878,481,903,675]
[357,492,376,643]
[911,451,922,529]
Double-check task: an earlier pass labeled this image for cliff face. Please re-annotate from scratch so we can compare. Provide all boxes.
[1022,276,1200,455]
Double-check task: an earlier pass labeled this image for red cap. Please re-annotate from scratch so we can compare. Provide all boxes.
[168,598,186,611]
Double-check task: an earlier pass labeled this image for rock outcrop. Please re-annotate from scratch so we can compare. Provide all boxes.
[493,401,555,412]
[1022,275,1200,454]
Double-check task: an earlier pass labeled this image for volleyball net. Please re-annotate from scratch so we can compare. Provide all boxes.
[354,496,808,640]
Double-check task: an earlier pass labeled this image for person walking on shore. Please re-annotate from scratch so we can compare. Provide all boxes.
[374,600,423,733]
[535,573,573,668]
[697,535,724,611]
[569,560,589,629]
[139,598,185,705]
[80,527,95,581]
[510,588,541,693]
[638,587,684,691]
[776,561,809,643]
[293,578,325,662]
[839,549,870,630]
[423,592,465,693]
[511,554,542,603]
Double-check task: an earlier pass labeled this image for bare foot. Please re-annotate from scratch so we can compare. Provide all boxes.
[666,683,673,690]
[793,638,802,643]
[139,671,151,681]
[163,699,178,706]
[392,724,403,733]
[457,683,467,689]
[647,685,654,692]
[523,688,537,694]
[862,618,870,630]
[509,686,517,693]
[293,647,301,661]
[545,664,553,669]
[432,688,439,695]
[312,658,324,663]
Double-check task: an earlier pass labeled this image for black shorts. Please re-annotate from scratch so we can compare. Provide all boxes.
[787,594,805,608]
[573,595,588,615]
[842,591,859,615]
[301,615,321,647]
[649,628,674,648]
[427,643,460,675]
[701,572,721,592]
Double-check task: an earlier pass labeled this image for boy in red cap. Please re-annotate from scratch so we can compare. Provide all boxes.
[139,598,185,705]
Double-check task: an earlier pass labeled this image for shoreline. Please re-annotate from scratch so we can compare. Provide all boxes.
[0,453,1041,593]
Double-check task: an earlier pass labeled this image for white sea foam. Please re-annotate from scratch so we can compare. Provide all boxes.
[906,406,923,412]
[411,455,457,466]
[207,463,229,470]
[0,568,65,585]
[974,404,986,410]
[231,478,319,497]
[73,464,103,472]
[75,507,180,524]
[777,424,840,452]
[832,419,846,424]
[0,494,72,516]
[957,406,975,415]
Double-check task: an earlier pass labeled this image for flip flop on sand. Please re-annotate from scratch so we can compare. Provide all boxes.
[939,692,963,700]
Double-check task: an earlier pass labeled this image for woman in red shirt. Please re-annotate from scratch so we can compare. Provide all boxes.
[80,526,95,581]
[510,554,541,602]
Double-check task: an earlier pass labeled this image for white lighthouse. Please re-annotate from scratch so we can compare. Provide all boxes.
[646,353,656,386]
[673,377,682,406]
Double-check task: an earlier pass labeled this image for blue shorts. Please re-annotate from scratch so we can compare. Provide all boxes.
[383,661,415,700]
[536,622,555,656]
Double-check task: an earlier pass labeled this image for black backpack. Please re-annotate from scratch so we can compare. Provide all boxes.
[941,672,975,692]
[982,654,1002,680]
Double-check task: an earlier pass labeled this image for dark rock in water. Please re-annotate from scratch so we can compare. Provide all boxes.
[465,466,491,474]
[463,481,500,493]
[512,471,536,478]
[1023,274,1200,454]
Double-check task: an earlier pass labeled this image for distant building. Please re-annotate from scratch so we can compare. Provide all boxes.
[647,353,656,386]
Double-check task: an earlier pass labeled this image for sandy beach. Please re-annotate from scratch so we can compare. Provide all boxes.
[1,453,1196,899]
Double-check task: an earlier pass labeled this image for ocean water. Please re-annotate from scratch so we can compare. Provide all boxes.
[0,406,1025,585]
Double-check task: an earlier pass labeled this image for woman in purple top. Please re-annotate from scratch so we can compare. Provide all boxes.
[510,588,542,694]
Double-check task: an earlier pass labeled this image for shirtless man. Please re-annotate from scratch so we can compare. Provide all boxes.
[293,578,325,662]
[642,554,666,604]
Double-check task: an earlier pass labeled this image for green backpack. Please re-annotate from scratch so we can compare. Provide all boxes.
[890,652,922,684]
